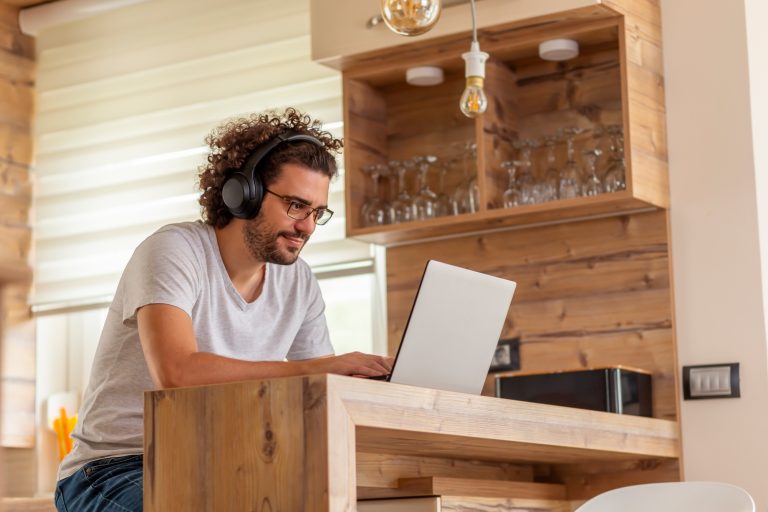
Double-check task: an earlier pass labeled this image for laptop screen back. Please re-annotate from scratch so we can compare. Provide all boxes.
[389,260,517,395]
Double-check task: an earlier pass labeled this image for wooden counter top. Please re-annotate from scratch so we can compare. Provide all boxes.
[145,374,680,511]
[335,375,678,464]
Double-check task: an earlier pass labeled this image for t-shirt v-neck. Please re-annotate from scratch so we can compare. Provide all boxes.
[206,224,269,311]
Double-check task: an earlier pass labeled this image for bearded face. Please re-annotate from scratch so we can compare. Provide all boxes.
[241,215,309,265]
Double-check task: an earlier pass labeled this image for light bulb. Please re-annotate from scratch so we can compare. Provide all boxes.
[460,41,489,118]
[459,77,487,118]
[381,0,441,36]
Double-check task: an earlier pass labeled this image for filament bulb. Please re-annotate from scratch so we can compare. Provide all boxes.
[381,0,442,36]
[460,41,489,118]
[459,77,487,118]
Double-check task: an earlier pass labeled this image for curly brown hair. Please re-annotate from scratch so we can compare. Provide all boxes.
[197,107,343,228]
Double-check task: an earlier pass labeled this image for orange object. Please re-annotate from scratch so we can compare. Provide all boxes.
[53,417,66,460]
[59,407,71,454]
[53,407,77,461]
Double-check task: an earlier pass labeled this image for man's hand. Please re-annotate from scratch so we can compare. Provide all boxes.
[305,352,394,378]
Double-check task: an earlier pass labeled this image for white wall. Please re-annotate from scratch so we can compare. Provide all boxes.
[662,0,768,509]
[745,0,768,361]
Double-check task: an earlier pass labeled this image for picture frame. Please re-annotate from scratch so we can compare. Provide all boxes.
[489,337,520,373]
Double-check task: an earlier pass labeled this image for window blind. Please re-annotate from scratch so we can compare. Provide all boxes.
[33,0,370,308]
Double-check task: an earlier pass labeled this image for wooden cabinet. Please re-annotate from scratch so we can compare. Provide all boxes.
[316,1,667,245]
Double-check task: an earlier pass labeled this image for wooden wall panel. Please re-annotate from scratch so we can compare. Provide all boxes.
[602,0,669,207]
[1,1,36,495]
[386,210,678,420]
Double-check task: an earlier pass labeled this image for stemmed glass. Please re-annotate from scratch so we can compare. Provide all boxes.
[501,160,523,208]
[360,164,389,226]
[434,158,453,217]
[514,139,537,205]
[465,143,480,213]
[382,164,399,224]
[581,148,603,197]
[603,126,626,193]
[558,127,585,200]
[540,136,560,202]
[412,155,438,220]
[452,142,479,214]
[388,159,415,223]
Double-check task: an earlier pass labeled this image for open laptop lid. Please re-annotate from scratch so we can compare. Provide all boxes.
[387,260,517,395]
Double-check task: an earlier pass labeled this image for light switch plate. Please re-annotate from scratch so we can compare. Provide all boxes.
[682,363,740,400]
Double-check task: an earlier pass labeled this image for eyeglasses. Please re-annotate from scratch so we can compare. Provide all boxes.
[264,188,334,225]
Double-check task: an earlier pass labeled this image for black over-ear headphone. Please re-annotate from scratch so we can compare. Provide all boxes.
[221,131,325,219]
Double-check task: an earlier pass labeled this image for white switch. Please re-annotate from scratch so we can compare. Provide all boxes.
[690,366,731,397]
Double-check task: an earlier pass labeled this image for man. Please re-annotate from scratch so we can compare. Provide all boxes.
[54,108,393,512]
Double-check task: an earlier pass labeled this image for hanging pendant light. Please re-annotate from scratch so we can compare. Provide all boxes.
[380,0,442,36]
[459,0,487,118]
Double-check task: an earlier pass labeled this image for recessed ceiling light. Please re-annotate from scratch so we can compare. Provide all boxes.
[406,66,445,86]
[539,38,579,61]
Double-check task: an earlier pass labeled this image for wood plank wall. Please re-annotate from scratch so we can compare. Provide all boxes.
[386,210,678,421]
[0,2,36,497]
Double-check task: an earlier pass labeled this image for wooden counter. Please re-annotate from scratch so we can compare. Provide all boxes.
[144,374,680,511]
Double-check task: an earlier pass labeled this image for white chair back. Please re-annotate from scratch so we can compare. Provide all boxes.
[576,481,755,512]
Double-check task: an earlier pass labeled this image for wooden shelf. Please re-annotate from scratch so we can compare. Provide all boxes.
[339,3,668,246]
[349,191,655,245]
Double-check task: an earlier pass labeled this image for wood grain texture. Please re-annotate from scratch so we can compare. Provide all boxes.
[398,476,566,500]
[343,78,388,231]
[481,60,519,210]
[440,495,572,511]
[1,4,34,458]
[386,210,678,420]
[357,452,534,491]
[145,377,337,511]
[145,375,680,509]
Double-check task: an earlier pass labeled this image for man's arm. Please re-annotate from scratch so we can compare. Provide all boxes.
[137,303,392,389]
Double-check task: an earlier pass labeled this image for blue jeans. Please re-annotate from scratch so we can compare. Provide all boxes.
[55,454,143,512]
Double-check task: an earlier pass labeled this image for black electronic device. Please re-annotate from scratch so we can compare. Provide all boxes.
[495,366,653,417]
[221,131,324,219]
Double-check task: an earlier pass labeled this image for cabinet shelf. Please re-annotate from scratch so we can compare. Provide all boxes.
[348,191,655,245]
[340,4,668,246]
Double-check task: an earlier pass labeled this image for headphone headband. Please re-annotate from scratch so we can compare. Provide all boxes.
[241,131,324,186]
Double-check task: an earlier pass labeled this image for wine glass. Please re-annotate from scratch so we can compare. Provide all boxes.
[465,142,480,212]
[603,126,626,193]
[501,160,523,208]
[360,164,389,226]
[381,164,398,224]
[558,127,584,200]
[452,141,479,214]
[412,155,438,220]
[514,139,537,205]
[388,159,415,223]
[540,136,560,202]
[581,149,603,197]
[434,158,453,217]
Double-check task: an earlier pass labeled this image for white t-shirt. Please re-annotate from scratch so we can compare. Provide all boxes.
[58,221,333,479]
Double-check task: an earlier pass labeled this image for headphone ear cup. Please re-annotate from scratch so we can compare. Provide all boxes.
[249,171,265,219]
[222,173,251,218]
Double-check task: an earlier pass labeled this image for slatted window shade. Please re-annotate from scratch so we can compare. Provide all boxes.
[33,0,370,308]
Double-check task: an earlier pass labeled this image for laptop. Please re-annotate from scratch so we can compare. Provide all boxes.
[373,260,517,395]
